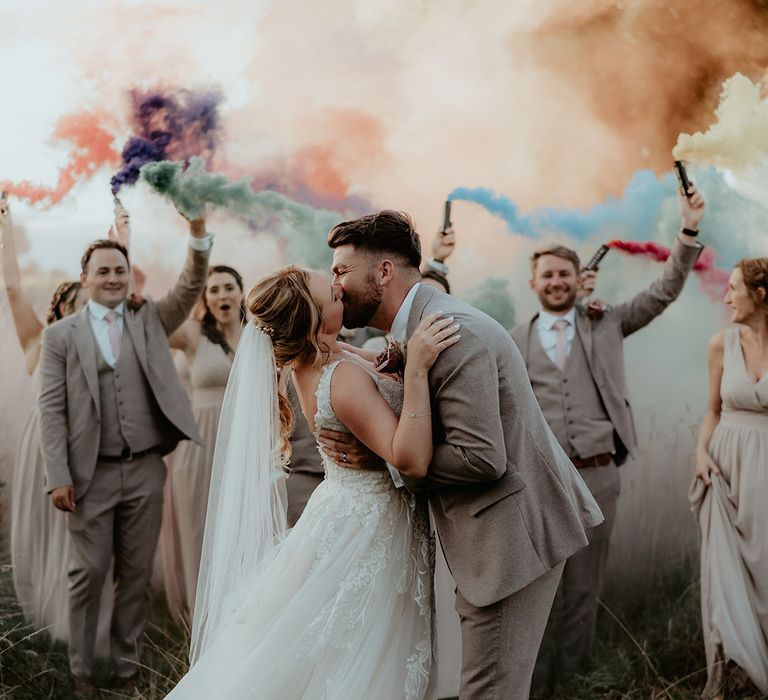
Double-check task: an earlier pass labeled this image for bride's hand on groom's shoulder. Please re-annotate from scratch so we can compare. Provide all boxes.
[406,313,461,374]
[317,429,385,471]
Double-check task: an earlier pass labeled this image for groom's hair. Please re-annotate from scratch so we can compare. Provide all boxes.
[327,210,422,270]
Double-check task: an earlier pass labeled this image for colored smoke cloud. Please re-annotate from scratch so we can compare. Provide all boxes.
[0,111,119,206]
[112,88,223,194]
[523,0,768,180]
[674,73,768,171]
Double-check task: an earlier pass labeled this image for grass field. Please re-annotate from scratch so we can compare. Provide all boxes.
[0,542,763,699]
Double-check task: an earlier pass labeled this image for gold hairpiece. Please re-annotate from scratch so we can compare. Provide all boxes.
[255,322,274,336]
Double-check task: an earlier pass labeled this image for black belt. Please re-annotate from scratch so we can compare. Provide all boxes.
[98,447,158,463]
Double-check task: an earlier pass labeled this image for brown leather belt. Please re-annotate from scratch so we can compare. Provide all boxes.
[98,447,158,464]
[571,452,613,469]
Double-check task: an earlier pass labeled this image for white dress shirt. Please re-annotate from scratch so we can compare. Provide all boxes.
[536,307,576,366]
[88,300,125,368]
[390,283,422,343]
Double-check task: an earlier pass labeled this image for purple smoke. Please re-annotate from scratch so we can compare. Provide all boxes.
[111,88,223,195]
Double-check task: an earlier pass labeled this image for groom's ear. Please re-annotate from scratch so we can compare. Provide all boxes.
[376,259,395,286]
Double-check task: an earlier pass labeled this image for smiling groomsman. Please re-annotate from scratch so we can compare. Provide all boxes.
[39,217,211,695]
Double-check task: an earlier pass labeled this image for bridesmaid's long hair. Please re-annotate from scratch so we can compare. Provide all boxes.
[246,267,330,455]
[736,258,768,315]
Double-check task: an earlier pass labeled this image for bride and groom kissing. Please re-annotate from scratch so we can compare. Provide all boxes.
[168,210,602,699]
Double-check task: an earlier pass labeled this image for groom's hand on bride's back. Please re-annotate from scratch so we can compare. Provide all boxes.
[317,429,386,471]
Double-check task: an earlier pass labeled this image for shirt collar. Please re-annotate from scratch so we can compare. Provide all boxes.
[88,299,125,320]
[538,306,576,331]
[391,283,421,343]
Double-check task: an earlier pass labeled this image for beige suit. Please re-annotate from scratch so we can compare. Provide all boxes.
[404,285,603,699]
[511,237,701,693]
[38,244,209,678]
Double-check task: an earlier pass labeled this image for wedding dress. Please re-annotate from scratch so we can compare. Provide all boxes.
[167,335,432,700]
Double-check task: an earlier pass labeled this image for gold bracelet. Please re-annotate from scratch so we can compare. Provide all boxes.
[406,410,432,418]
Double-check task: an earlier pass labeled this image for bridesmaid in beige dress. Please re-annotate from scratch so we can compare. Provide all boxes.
[692,257,768,698]
[161,265,245,620]
[1,193,88,638]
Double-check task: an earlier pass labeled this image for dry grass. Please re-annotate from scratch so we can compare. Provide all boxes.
[0,541,763,698]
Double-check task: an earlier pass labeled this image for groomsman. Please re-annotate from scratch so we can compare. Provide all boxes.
[39,217,212,694]
[511,185,706,696]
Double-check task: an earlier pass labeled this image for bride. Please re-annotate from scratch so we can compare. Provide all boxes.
[166,266,460,699]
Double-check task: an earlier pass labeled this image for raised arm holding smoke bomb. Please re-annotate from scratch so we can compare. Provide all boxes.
[38,204,211,691]
[512,176,705,697]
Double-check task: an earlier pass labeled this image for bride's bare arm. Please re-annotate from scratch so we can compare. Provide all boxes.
[331,314,460,478]
[337,342,378,362]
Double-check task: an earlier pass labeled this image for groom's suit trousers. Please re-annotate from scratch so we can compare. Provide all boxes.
[455,560,565,700]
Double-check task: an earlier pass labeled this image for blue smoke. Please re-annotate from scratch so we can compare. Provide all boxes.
[449,168,766,269]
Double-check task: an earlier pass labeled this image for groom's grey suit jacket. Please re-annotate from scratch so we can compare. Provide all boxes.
[39,245,208,498]
[406,285,603,608]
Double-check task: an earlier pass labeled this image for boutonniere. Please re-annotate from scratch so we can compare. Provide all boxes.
[126,293,147,312]
[585,299,607,321]
[373,339,405,381]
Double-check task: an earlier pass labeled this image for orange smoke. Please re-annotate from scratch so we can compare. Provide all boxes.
[523,0,768,182]
[1,110,120,206]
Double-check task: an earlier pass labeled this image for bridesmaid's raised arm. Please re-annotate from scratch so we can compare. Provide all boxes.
[0,193,44,370]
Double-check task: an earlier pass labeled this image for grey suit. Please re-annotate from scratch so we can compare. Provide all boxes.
[405,285,603,699]
[39,244,209,678]
[510,237,701,692]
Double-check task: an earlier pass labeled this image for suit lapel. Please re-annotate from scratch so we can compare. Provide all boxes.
[72,308,100,407]
[405,284,437,341]
[575,309,596,375]
[520,314,538,368]
[123,309,150,377]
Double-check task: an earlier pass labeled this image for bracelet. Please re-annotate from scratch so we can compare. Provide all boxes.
[406,410,432,418]
[680,227,699,237]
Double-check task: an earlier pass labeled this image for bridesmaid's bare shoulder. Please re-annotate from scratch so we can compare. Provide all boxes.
[707,331,726,363]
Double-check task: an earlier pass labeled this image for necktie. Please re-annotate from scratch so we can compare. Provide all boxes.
[553,319,569,371]
[105,310,122,363]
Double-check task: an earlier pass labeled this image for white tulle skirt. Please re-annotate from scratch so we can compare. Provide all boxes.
[166,464,433,700]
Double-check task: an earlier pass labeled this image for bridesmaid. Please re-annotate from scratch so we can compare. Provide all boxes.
[1,192,87,638]
[161,264,245,619]
[692,257,768,698]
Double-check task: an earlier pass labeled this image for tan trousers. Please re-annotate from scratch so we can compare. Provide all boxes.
[67,453,166,678]
[456,560,565,700]
[531,462,620,696]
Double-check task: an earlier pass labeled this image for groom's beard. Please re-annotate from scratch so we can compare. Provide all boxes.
[342,275,383,329]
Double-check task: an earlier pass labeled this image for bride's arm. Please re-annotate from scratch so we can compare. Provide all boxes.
[337,341,378,362]
[694,332,724,486]
[332,314,460,478]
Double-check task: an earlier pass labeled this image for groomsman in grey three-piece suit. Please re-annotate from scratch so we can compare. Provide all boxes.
[39,219,212,693]
[511,184,706,696]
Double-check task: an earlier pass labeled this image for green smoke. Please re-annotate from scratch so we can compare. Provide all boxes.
[463,277,517,330]
[140,157,342,267]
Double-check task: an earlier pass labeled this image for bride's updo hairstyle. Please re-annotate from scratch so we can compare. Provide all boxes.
[736,257,768,316]
[246,266,330,455]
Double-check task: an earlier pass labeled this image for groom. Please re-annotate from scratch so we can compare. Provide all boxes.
[321,210,603,699]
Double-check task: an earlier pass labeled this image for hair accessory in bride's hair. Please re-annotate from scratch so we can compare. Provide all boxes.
[254,321,275,336]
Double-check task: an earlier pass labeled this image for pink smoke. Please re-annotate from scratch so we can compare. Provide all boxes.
[608,239,730,301]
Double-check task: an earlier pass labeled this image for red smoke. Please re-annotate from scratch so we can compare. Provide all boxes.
[1,111,120,207]
[608,239,730,301]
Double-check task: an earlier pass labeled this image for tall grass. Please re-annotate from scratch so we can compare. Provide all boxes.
[0,544,763,698]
